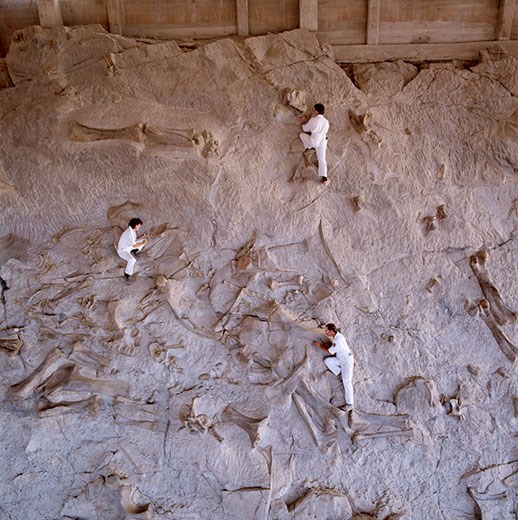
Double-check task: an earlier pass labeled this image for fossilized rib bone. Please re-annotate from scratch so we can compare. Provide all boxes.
[470,250,517,325]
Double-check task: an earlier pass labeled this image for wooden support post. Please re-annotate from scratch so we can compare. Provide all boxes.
[299,0,318,32]
[37,0,63,28]
[236,0,249,36]
[366,0,381,45]
[496,0,516,40]
[106,0,125,36]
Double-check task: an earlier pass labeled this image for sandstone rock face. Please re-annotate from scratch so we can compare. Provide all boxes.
[0,25,517,520]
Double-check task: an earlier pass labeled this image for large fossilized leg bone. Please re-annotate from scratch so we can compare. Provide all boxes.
[38,364,129,398]
[37,395,101,417]
[478,299,517,362]
[349,409,412,443]
[9,347,64,398]
[291,376,350,450]
[143,124,200,146]
[69,120,144,143]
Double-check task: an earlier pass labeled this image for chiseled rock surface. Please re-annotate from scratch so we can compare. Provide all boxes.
[0,25,516,520]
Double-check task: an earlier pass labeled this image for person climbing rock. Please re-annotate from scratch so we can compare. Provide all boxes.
[299,103,329,183]
[313,323,354,410]
[117,218,148,285]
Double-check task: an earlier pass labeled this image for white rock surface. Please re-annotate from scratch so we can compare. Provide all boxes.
[0,25,517,520]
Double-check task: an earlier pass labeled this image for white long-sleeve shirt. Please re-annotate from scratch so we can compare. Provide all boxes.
[302,114,329,148]
[117,226,137,255]
[328,332,353,364]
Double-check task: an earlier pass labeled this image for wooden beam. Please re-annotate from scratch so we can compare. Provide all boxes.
[299,0,318,32]
[37,0,63,28]
[332,40,518,63]
[366,0,381,45]
[106,0,125,36]
[496,0,516,40]
[236,0,249,36]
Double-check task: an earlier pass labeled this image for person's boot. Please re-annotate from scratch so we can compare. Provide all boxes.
[124,273,133,285]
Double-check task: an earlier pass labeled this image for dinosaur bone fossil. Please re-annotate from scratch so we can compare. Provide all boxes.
[465,299,518,362]
[69,120,145,142]
[349,409,412,443]
[0,335,22,356]
[469,250,517,325]
[9,347,64,398]
[221,406,266,448]
[37,394,101,417]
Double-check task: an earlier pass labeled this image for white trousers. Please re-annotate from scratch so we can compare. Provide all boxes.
[325,355,354,406]
[118,244,144,275]
[299,133,328,178]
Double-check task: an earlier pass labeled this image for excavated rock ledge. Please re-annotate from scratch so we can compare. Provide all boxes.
[0,25,517,519]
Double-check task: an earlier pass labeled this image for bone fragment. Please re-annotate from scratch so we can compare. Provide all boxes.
[0,335,22,356]
[425,277,439,293]
[436,204,448,219]
[440,395,464,420]
[423,215,437,234]
[350,196,363,212]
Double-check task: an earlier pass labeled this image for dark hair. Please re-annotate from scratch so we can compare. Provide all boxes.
[129,218,143,229]
[314,103,325,115]
[325,323,338,333]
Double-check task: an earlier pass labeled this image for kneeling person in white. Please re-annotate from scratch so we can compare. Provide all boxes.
[313,323,354,409]
[117,218,148,284]
[299,103,330,182]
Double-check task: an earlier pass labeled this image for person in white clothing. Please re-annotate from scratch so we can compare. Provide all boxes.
[313,323,355,410]
[117,218,148,284]
[299,103,330,183]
